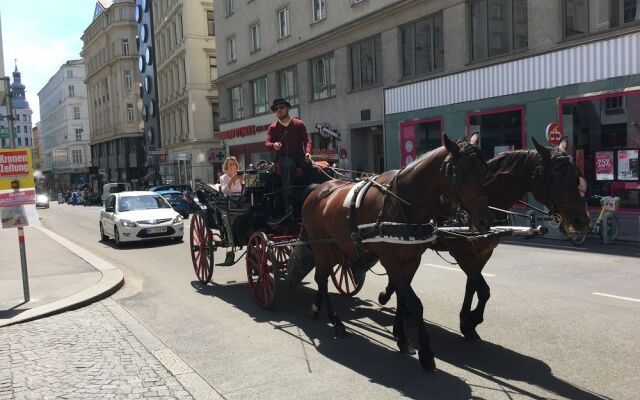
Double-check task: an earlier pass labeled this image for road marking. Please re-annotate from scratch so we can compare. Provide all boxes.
[422,263,496,277]
[502,240,586,251]
[592,292,640,303]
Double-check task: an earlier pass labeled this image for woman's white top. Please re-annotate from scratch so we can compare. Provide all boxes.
[219,173,242,195]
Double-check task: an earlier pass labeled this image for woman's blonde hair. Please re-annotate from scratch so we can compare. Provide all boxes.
[222,156,239,172]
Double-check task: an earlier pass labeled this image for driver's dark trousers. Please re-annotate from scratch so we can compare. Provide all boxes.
[277,154,306,212]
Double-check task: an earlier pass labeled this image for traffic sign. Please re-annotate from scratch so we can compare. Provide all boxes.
[545,123,562,146]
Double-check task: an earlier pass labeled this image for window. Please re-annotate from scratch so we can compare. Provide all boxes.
[124,70,132,89]
[564,0,640,39]
[209,57,218,81]
[350,36,382,90]
[67,70,73,78]
[226,35,237,63]
[225,0,234,16]
[16,126,21,134]
[311,53,336,100]
[212,103,220,132]
[207,11,215,36]
[402,15,444,78]
[127,103,134,121]
[16,114,20,121]
[467,107,524,161]
[250,23,261,52]
[278,7,290,38]
[469,0,527,61]
[17,137,21,146]
[68,85,75,97]
[121,38,129,55]
[72,150,83,164]
[311,0,326,23]
[230,85,243,119]
[277,66,298,106]
[75,128,83,141]
[252,77,268,115]
[74,106,81,119]
[24,138,28,146]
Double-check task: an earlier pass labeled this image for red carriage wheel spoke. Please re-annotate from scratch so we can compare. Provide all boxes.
[330,256,365,297]
[190,212,214,285]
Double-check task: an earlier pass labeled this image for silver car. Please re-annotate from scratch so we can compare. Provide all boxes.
[99,191,184,247]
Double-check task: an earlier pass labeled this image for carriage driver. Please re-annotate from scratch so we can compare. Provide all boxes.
[264,97,312,213]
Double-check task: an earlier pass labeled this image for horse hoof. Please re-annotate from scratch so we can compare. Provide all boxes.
[334,323,348,338]
[308,304,320,319]
[378,291,390,305]
[398,341,416,355]
[419,352,436,371]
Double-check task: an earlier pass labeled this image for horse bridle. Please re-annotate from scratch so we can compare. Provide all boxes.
[532,155,584,225]
[440,142,488,219]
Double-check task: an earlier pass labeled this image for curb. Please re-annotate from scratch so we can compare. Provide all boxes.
[0,226,124,328]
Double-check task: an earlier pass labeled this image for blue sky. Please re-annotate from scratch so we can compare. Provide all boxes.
[1,0,97,123]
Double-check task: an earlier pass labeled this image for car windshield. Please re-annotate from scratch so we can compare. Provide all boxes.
[162,193,183,201]
[118,195,172,212]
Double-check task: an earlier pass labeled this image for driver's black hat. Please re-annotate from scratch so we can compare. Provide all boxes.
[270,97,291,112]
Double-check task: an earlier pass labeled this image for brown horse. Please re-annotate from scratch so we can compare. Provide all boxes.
[378,137,591,343]
[301,134,491,371]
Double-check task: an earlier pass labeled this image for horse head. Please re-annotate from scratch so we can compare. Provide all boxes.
[441,134,492,233]
[531,137,590,232]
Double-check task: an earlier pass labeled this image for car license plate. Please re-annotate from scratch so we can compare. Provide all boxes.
[147,227,167,234]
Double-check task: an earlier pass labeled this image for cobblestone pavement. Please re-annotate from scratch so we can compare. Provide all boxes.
[0,302,193,400]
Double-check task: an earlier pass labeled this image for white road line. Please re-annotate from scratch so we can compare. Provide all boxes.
[422,263,496,277]
[592,292,640,303]
[502,240,586,251]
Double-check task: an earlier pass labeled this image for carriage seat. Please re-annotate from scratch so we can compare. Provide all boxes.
[274,163,305,178]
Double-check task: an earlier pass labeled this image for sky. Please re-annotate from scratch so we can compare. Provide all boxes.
[1,0,97,123]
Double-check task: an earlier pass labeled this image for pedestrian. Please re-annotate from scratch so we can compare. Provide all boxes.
[219,156,243,195]
[264,97,312,214]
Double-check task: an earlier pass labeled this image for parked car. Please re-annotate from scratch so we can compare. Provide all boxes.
[36,193,50,209]
[156,190,190,218]
[99,191,184,247]
[149,185,196,212]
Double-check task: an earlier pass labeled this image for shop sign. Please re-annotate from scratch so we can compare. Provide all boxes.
[170,152,192,161]
[399,122,417,168]
[218,124,271,140]
[208,150,226,163]
[339,148,348,160]
[545,123,563,146]
[617,149,638,181]
[595,151,614,181]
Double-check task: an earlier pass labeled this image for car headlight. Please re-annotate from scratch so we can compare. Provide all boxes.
[173,215,183,224]
[37,195,48,203]
[119,219,138,227]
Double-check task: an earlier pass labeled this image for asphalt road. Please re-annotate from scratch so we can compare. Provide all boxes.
[39,203,639,400]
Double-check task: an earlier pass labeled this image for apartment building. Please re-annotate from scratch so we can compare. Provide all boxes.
[38,60,92,191]
[214,0,640,240]
[82,0,145,189]
[140,0,220,185]
[32,122,42,171]
[0,65,33,149]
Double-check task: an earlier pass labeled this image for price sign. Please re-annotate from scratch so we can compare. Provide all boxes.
[595,151,614,181]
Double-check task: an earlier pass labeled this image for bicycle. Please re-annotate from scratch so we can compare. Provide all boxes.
[566,195,620,245]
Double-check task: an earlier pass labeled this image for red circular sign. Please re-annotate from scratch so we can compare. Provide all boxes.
[546,123,562,146]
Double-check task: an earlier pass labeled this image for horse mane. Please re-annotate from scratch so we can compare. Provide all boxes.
[486,149,541,181]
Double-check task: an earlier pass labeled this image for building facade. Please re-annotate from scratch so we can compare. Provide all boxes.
[1,64,33,150]
[215,0,640,240]
[82,0,146,190]
[145,0,221,186]
[38,60,92,191]
[32,122,43,170]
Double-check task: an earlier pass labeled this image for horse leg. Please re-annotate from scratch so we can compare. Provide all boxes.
[321,274,347,337]
[459,277,478,340]
[378,279,395,305]
[457,249,494,342]
[393,300,416,355]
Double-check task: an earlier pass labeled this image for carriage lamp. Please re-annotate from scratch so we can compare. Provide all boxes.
[173,215,184,224]
[119,219,138,228]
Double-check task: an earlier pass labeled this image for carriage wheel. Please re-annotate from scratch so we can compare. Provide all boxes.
[271,245,292,274]
[246,232,275,309]
[190,211,214,285]
[331,256,365,297]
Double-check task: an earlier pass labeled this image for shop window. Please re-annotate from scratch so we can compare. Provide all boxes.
[415,119,443,156]
[561,92,640,209]
[469,0,528,61]
[564,0,640,40]
[277,66,298,106]
[468,107,524,160]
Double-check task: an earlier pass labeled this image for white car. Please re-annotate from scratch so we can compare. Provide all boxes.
[100,191,184,247]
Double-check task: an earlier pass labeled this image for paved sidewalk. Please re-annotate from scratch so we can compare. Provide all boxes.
[0,301,194,400]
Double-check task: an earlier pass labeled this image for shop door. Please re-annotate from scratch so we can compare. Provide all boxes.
[468,107,524,159]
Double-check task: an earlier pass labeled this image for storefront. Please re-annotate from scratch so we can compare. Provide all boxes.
[384,32,640,240]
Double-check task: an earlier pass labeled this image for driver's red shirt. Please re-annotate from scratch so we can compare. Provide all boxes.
[265,118,312,157]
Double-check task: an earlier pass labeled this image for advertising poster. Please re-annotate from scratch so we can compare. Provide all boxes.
[595,151,614,181]
[617,149,639,181]
[399,122,417,168]
[0,149,36,229]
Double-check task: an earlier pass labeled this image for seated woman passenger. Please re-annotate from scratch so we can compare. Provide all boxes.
[219,156,243,195]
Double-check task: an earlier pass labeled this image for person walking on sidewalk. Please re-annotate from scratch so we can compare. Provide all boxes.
[264,97,312,213]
